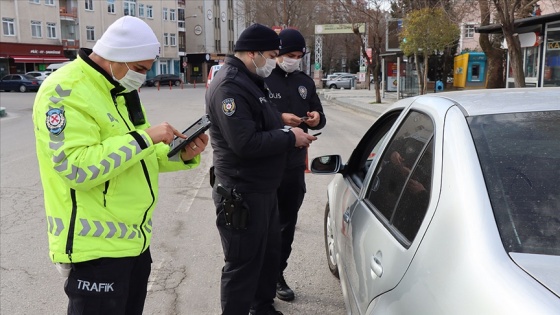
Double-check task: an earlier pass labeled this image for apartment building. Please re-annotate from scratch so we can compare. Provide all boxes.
[183,0,243,83]
[0,0,244,81]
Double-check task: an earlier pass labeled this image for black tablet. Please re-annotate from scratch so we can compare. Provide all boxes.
[167,114,211,158]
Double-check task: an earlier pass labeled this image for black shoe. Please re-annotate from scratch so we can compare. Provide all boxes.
[276,274,295,302]
[249,305,283,315]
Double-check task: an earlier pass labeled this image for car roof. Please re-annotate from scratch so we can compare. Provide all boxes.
[398,87,560,116]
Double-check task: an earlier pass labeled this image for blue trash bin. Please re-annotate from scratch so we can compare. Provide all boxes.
[435,80,444,93]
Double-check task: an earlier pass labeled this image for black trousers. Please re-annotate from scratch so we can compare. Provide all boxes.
[64,247,152,315]
[213,187,281,315]
[277,166,306,274]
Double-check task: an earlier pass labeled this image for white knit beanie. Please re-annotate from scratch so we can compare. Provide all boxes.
[93,16,160,62]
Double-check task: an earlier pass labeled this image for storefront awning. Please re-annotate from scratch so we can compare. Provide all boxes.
[11,55,69,63]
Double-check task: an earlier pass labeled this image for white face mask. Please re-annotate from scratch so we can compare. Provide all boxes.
[253,52,276,78]
[111,62,146,92]
[278,56,301,73]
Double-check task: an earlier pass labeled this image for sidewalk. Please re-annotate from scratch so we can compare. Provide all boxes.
[317,88,399,117]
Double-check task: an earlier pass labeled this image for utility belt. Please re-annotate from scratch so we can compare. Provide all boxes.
[216,183,250,230]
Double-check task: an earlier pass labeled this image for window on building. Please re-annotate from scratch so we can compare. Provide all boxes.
[86,26,95,41]
[31,20,42,38]
[107,0,115,14]
[163,8,168,20]
[44,0,55,5]
[85,0,93,11]
[170,33,176,46]
[465,24,475,38]
[146,5,153,18]
[524,46,539,78]
[138,4,144,17]
[170,9,176,21]
[29,0,40,4]
[124,0,136,16]
[47,22,56,38]
[164,33,169,46]
[2,18,15,36]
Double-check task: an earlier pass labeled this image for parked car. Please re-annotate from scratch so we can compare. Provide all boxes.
[311,88,560,314]
[206,64,222,88]
[326,72,353,80]
[0,74,41,92]
[25,71,51,82]
[326,74,356,89]
[144,74,182,87]
[46,61,71,72]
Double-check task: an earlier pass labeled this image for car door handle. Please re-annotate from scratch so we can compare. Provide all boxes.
[343,210,351,223]
[370,251,383,278]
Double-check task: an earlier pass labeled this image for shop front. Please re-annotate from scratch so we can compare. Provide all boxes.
[0,43,69,77]
[476,12,560,88]
[183,53,226,84]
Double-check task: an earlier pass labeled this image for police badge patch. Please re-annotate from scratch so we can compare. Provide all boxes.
[222,98,236,116]
[298,86,307,99]
[46,108,66,135]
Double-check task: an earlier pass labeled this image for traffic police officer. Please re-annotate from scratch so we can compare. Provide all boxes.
[265,28,326,302]
[206,24,317,315]
[33,16,208,314]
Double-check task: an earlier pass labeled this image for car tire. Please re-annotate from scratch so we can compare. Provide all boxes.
[19,85,27,93]
[329,84,337,89]
[324,203,340,278]
[174,80,180,86]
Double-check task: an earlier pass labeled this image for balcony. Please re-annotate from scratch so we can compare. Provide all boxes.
[62,39,80,50]
[59,7,78,19]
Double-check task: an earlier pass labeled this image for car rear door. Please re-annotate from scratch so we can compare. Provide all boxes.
[346,108,437,314]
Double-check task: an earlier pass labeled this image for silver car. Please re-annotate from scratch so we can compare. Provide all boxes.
[326,74,356,89]
[311,88,560,314]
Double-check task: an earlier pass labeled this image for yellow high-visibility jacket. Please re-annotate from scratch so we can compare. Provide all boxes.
[32,52,199,263]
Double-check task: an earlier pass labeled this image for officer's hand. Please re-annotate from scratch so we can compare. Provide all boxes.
[281,113,304,127]
[145,122,185,144]
[181,133,209,161]
[304,111,320,128]
[290,127,317,148]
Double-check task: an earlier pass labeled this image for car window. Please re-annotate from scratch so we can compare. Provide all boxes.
[469,111,560,256]
[23,75,36,80]
[13,75,21,81]
[345,111,401,190]
[365,110,434,244]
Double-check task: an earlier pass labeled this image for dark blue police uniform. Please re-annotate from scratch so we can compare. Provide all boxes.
[265,66,326,276]
[206,55,295,315]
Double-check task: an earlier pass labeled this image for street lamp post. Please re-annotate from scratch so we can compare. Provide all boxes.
[184,14,197,83]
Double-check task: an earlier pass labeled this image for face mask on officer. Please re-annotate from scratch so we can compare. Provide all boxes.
[110,62,146,92]
[278,56,301,73]
[253,52,276,78]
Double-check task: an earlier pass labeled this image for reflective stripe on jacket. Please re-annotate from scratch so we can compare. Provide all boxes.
[33,50,200,263]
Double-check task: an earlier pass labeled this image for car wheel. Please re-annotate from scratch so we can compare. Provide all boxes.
[324,203,339,278]
[174,80,180,86]
[329,84,337,89]
[19,85,27,93]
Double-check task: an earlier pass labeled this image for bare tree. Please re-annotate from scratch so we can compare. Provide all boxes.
[490,0,540,87]
[478,0,506,88]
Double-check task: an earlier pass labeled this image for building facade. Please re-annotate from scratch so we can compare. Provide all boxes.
[0,0,245,81]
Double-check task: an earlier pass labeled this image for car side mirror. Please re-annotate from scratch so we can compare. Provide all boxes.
[311,155,343,174]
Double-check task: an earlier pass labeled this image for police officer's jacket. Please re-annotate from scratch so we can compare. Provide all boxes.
[206,56,296,193]
[33,48,200,263]
[265,66,326,169]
